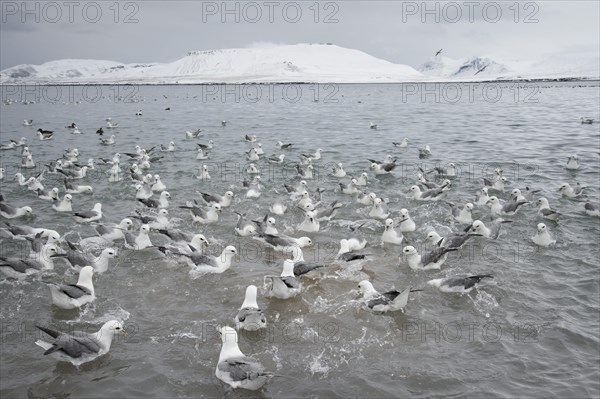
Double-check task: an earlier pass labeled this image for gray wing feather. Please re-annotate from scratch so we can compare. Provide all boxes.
[218,356,266,382]
[236,307,263,322]
[200,192,220,203]
[0,258,43,273]
[67,251,92,267]
[263,234,291,247]
[124,232,138,247]
[0,202,16,215]
[95,225,111,236]
[57,284,92,299]
[189,253,217,267]
[293,262,324,276]
[281,276,300,288]
[74,210,96,219]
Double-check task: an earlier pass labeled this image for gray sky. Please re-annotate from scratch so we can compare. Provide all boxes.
[1,1,598,70]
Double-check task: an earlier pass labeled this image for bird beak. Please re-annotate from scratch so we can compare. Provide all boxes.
[463,225,472,233]
[120,330,128,337]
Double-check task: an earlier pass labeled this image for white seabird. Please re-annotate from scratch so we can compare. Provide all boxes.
[559,182,585,198]
[234,213,257,237]
[268,154,285,164]
[269,200,287,215]
[256,234,312,252]
[531,223,556,247]
[355,172,369,186]
[197,190,234,207]
[408,184,449,201]
[215,326,273,391]
[381,218,403,245]
[265,259,301,299]
[64,180,93,194]
[565,155,580,170]
[302,148,323,160]
[196,165,211,180]
[339,178,359,194]
[74,203,102,223]
[449,202,474,224]
[398,208,416,232]
[428,274,493,293]
[100,135,116,145]
[48,266,95,309]
[52,245,117,274]
[180,202,221,224]
[35,320,126,367]
[235,285,267,331]
[124,224,153,250]
[0,245,61,278]
[467,219,511,240]
[370,161,396,175]
[137,191,171,209]
[0,195,33,219]
[356,192,377,206]
[246,163,260,174]
[536,197,561,220]
[401,245,456,270]
[418,145,431,158]
[358,281,421,313]
[186,245,237,274]
[332,163,346,178]
[246,148,260,161]
[487,196,527,216]
[52,194,73,212]
[151,175,167,192]
[297,210,320,233]
[483,176,508,192]
[197,140,214,150]
[426,230,479,250]
[392,138,409,148]
[584,202,599,216]
[369,198,390,219]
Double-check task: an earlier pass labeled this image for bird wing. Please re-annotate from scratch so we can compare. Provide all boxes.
[236,307,263,323]
[189,252,217,267]
[37,327,101,357]
[137,198,158,208]
[56,284,92,299]
[262,234,291,248]
[293,262,324,276]
[0,258,42,273]
[0,202,16,215]
[382,163,397,172]
[95,224,111,236]
[74,210,97,219]
[218,356,266,382]
[281,276,300,288]
[199,192,220,204]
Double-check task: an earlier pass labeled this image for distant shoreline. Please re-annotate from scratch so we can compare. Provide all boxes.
[1,78,598,86]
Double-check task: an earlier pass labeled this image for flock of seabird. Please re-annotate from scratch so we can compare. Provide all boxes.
[0,114,598,391]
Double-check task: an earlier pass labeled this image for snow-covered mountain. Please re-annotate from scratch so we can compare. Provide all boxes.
[419,54,599,81]
[0,44,423,84]
[1,44,598,84]
[420,56,510,78]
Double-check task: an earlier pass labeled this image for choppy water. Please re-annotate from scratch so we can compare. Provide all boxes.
[0,82,599,398]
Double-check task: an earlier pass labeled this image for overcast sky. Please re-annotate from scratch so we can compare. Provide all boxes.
[1,1,598,70]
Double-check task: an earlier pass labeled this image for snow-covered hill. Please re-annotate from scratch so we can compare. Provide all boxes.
[1,44,598,84]
[0,44,423,84]
[419,54,599,81]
